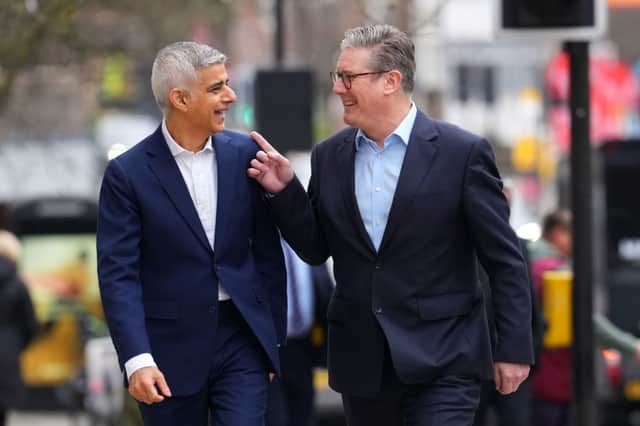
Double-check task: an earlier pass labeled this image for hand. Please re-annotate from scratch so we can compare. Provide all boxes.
[493,362,530,395]
[269,372,276,382]
[247,131,294,194]
[128,366,172,405]
[635,342,640,363]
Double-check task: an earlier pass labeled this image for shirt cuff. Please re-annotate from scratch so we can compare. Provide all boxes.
[124,353,157,380]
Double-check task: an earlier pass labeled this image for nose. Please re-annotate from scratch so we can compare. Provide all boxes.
[333,79,347,95]
[225,86,237,103]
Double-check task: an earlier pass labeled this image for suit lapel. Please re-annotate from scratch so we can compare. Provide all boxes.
[336,130,377,256]
[212,132,239,255]
[146,126,213,255]
[378,111,440,254]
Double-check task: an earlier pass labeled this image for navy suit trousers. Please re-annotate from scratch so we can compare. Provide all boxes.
[342,343,481,426]
[138,301,270,426]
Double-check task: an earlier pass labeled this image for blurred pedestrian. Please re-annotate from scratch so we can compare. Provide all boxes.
[474,181,545,426]
[266,240,334,426]
[97,41,286,426]
[0,230,38,426]
[248,23,533,426]
[530,209,640,426]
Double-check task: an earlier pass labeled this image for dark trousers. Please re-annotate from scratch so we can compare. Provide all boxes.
[474,377,532,426]
[342,345,480,426]
[531,398,571,426]
[265,337,315,426]
[138,302,270,426]
[0,407,5,426]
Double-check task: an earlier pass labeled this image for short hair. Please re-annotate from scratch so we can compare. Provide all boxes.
[340,24,415,93]
[0,230,21,263]
[151,41,227,115]
[542,209,572,238]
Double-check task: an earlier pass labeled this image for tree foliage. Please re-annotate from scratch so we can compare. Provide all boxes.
[0,0,231,112]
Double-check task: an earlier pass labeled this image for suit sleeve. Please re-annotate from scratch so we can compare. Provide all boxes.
[462,138,534,365]
[268,145,330,265]
[97,159,150,367]
[251,181,288,346]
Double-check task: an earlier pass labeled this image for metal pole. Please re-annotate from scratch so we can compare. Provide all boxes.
[275,0,284,68]
[567,40,596,426]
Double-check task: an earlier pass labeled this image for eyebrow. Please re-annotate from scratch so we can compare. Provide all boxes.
[207,79,229,90]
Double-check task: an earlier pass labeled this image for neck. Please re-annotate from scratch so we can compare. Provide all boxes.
[165,114,209,152]
[362,97,412,147]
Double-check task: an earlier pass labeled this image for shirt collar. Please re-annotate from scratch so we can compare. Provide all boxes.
[162,119,213,157]
[355,102,417,151]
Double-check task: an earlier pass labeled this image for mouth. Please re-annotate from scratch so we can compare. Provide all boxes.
[214,109,227,118]
[342,100,356,108]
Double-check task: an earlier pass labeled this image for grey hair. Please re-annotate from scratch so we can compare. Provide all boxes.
[151,41,227,115]
[340,24,415,93]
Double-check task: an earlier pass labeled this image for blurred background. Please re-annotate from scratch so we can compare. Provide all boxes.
[0,0,640,425]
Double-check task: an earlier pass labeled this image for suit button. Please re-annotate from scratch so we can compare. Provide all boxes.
[375,307,383,314]
[208,305,216,313]
[375,264,381,269]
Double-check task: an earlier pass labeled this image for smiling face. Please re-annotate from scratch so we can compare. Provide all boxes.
[184,63,237,135]
[332,47,389,135]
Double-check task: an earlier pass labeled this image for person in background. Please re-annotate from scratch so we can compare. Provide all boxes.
[530,209,640,426]
[0,230,38,426]
[474,180,545,426]
[266,239,334,426]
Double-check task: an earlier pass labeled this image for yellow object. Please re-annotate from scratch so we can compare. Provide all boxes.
[20,313,83,385]
[313,368,329,390]
[511,136,538,173]
[542,270,573,348]
[625,380,640,400]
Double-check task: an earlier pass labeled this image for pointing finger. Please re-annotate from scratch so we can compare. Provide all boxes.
[251,131,276,153]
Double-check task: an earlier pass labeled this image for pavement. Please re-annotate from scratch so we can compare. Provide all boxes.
[7,412,90,426]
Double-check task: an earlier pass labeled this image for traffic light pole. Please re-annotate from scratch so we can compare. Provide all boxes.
[566,40,596,426]
[275,0,284,68]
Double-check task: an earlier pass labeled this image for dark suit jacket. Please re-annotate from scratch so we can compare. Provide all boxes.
[269,111,533,398]
[97,126,286,396]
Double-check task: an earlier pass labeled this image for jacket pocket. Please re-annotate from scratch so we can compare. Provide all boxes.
[417,292,474,321]
[144,301,179,320]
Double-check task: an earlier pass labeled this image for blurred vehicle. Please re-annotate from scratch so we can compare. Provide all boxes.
[7,197,119,422]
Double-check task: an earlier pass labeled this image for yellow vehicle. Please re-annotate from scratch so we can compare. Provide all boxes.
[9,197,105,410]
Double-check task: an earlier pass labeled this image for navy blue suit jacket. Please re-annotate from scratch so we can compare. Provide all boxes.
[97,126,286,396]
[269,111,533,398]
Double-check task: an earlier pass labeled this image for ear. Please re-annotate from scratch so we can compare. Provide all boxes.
[168,88,190,112]
[383,70,403,95]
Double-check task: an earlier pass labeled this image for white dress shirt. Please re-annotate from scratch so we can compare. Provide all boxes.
[124,121,229,379]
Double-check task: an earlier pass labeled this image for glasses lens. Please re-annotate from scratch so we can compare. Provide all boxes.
[341,73,351,89]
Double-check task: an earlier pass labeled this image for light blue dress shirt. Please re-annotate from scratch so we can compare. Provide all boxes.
[281,239,314,338]
[354,103,417,251]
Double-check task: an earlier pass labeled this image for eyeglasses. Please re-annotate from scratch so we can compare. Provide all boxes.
[329,70,390,90]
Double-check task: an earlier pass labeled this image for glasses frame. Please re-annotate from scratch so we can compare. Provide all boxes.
[329,70,390,90]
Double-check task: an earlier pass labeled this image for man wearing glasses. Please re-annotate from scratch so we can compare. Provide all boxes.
[248,24,532,426]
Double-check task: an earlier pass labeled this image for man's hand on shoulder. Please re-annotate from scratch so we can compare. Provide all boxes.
[247,131,294,194]
[129,366,172,405]
[493,362,530,395]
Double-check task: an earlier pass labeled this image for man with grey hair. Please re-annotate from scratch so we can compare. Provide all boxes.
[97,41,286,426]
[248,24,533,425]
